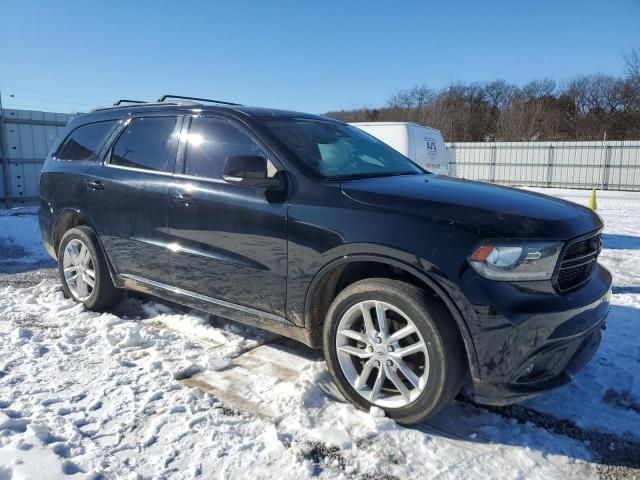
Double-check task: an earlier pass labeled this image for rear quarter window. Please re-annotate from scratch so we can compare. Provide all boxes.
[55,121,117,162]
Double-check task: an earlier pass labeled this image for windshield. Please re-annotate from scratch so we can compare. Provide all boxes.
[260,118,425,179]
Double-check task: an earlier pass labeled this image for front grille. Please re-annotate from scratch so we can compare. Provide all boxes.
[557,232,601,291]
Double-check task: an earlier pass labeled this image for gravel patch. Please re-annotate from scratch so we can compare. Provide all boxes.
[463,398,640,479]
[0,263,57,288]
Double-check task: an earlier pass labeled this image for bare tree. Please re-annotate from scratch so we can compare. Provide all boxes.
[387,89,415,109]
[485,80,517,110]
[520,78,556,100]
[624,47,640,79]
[325,50,640,141]
[411,85,436,110]
[622,47,640,115]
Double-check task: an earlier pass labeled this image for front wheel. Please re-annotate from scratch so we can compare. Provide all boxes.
[58,226,123,310]
[322,278,466,424]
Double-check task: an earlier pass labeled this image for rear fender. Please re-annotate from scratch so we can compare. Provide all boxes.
[52,208,121,286]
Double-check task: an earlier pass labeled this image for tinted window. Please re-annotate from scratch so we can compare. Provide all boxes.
[110,117,179,172]
[184,117,273,180]
[55,121,116,161]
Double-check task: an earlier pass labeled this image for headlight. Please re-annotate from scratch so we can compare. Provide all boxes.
[468,242,562,281]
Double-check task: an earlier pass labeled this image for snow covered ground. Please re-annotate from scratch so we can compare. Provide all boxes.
[0,188,638,479]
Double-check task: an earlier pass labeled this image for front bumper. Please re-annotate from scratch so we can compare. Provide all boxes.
[464,263,612,405]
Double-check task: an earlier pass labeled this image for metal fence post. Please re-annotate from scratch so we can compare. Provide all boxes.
[602,145,612,190]
[489,145,497,183]
[546,145,554,187]
[0,90,13,209]
[447,144,456,176]
[618,144,624,190]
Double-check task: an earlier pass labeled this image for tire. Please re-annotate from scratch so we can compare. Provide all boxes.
[57,226,123,310]
[322,278,466,425]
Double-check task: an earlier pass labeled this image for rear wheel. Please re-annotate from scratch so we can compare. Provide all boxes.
[58,226,123,310]
[323,278,466,424]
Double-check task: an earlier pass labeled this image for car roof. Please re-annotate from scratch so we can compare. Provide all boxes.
[71,102,336,127]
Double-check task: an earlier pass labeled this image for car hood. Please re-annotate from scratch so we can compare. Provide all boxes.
[340,174,603,239]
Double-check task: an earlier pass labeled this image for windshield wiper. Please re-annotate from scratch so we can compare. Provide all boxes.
[331,171,419,180]
[385,171,420,177]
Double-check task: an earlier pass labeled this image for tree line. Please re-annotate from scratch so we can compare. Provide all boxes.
[325,49,640,142]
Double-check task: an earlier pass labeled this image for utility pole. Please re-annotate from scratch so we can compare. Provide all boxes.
[0,88,13,208]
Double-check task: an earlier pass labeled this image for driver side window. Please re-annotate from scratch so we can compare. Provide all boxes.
[184,117,277,180]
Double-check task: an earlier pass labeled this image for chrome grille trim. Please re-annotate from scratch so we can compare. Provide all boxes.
[557,232,601,291]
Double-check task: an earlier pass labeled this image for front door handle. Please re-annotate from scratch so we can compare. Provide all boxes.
[86,180,104,190]
[171,193,195,205]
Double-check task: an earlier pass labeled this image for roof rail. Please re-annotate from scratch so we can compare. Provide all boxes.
[113,99,148,106]
[157,95,242,106]
[91,100,181,112]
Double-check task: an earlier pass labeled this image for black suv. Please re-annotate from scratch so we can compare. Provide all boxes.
[39,96,612,424]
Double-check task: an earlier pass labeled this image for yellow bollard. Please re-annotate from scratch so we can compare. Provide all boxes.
[588,189,597,211]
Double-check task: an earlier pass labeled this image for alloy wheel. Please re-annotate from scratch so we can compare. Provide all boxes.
[335,300,430,408]
[62,239,96,301]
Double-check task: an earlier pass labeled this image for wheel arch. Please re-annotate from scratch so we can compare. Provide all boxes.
[52,209,90,255]
[303,254,480,380]
[52,208,119,285]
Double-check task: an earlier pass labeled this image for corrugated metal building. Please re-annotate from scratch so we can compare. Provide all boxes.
[0,108,74,206]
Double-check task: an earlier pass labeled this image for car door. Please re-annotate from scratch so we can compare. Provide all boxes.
[45,119,119,223]
[167,114,288,317]
[84,114,182,283]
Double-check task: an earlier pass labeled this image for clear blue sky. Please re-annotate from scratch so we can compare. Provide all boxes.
[1,0,639,114]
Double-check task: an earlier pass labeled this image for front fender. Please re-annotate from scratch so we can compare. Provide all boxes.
[294,247,481,382]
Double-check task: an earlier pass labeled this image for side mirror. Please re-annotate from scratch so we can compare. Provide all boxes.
[222,155,288,201]
[223,155,268,185]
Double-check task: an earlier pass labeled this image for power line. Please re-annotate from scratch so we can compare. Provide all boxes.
[0,101,83,112]
[0,84,109,105]
[3,94,95,107]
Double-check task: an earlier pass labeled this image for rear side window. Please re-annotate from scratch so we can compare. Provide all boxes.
[110,117,179,172]
[184,117,273,180]
[55,121,116,161]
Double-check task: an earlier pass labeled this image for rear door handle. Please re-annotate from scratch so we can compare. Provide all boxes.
[171,193,195,204]
[86,180,104,190]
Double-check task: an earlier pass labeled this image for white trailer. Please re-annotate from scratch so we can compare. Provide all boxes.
[350,122,449,175]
